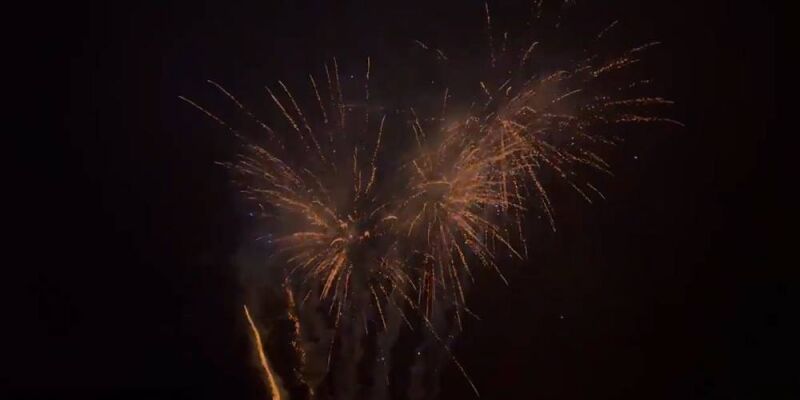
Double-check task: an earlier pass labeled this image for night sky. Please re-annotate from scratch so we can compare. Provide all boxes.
[23,0,778,398]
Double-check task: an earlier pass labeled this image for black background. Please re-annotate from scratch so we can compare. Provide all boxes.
[22,0,778,398]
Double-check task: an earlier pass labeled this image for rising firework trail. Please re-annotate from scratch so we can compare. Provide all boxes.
[244,305,288,400]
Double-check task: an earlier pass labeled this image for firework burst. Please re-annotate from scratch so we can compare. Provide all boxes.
[471,2,683,231]
[182,58,415,320]
[181,2,679,397]
[397,114,529,321]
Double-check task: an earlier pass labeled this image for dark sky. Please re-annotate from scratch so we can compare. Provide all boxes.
[22,0,778,398]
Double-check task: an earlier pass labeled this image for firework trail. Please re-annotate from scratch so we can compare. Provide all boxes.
[181,2,678,398]
[244,305,288,400]
[285,283,333,397]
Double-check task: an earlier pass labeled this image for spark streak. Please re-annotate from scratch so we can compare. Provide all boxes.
[243,305,287,400]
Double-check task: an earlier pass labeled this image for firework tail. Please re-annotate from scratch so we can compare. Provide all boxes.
[244,305,289,400]
[286,284,333,398]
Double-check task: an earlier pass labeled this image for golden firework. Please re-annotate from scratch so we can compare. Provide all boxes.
[181,4,679,396]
